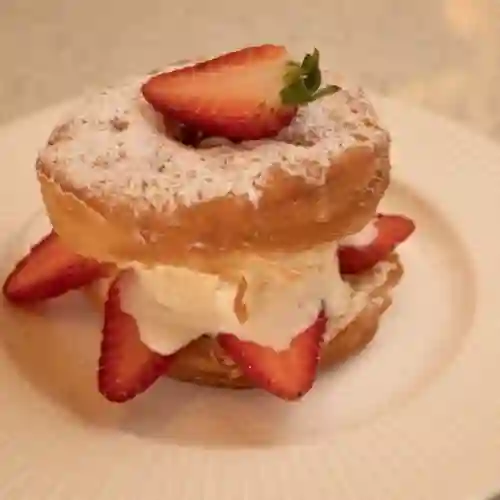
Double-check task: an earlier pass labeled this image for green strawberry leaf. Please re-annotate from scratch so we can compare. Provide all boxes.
[312,84,341,100]
[281,79,315,105]
[280,48,340,106]
[302,48,321,92]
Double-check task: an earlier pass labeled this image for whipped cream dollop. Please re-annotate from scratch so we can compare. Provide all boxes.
[118,221,391,356]
[119,243,363,355]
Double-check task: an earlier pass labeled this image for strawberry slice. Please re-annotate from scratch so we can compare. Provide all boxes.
[218,312,326,400]
[142,45,340,141]
[98,271,176,403]
[2,231,109,304]
[338,214,416,274]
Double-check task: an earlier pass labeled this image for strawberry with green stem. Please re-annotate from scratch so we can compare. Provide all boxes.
[142,45,340,141]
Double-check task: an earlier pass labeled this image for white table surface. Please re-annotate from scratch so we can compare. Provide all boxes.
[1,0,500,142]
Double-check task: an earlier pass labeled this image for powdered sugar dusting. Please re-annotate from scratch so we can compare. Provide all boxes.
[39,70,389,213]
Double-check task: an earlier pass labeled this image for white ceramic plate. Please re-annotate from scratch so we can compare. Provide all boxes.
[0,94,500,500]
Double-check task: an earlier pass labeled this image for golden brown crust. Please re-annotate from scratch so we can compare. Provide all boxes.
[85,255,403,390]
[37,143,389,270]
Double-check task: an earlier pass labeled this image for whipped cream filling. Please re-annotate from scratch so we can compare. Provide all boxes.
[119,233,391,356]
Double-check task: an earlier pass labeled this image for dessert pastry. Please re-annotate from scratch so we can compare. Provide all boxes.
[2,45,415,403]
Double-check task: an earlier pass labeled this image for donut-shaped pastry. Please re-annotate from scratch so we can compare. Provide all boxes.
[1,45,418,403]
[36,69,390,269]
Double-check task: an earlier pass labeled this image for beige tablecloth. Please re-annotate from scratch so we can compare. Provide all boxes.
[1,0,500,142]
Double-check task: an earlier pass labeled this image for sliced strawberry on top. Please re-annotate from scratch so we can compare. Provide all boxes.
[2,231,109,304]
[142,45,340,142]
[98,271,176,403]
[218,312,326,400]
[338,214,416,275]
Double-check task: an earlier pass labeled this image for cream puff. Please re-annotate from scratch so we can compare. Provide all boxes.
[3,45,415,402]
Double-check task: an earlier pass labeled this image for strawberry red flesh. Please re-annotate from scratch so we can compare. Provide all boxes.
[218,312,326,400]
[142,45,340,142]
[142,44,297,141]
[338,214,416,274]
[98,271,176,403]
[2,231,109,304]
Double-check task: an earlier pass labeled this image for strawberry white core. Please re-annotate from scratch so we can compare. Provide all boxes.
[339,220,378,247]
[118,240,395,356]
